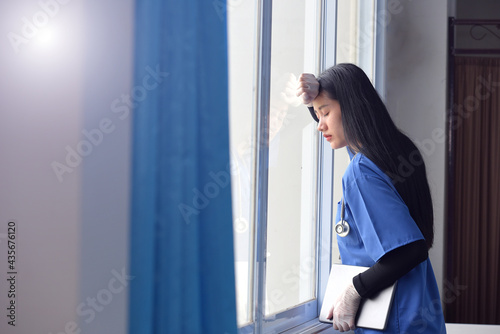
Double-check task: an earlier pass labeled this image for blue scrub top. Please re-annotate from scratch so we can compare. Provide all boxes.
[336,152,446,334]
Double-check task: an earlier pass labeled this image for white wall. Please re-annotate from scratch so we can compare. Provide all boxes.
[0,1,133,333]
[78,1,134,333]
[0,2,84,333]
[384,0,448,296]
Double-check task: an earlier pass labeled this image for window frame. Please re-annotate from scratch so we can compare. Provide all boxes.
[236,0,385,332]
[238,1,335,333]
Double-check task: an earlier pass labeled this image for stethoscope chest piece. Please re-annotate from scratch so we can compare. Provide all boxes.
[335,219,350,237]
[335,198,350,237]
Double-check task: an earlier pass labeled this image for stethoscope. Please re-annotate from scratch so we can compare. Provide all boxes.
[335,198,350,237]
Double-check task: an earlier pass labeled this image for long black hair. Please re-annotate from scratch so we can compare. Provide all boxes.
[317,63,434,249]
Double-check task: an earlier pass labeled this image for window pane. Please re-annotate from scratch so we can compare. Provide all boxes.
[227,1,258,326]
[333,0,377,265]
[336,0,376,76]
[265,0,319,316]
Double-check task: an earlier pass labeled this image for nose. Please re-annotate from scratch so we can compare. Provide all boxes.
[317,117,326,132]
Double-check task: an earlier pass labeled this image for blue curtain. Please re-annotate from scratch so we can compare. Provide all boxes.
[129,1,237,333]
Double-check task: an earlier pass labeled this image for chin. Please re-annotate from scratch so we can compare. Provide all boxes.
[330,142,347,150]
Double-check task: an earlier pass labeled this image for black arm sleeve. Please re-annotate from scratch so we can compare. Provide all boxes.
[352,239,428,299]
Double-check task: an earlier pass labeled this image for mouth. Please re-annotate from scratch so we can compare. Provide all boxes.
[323,134,332,142]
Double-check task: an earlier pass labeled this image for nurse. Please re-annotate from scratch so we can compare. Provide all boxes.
[297,64,446,333]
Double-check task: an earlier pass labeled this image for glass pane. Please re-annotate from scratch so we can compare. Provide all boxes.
[333,0,377,265]
[227,1,258,327]
[265,0,319,316]
[336,0,376,76]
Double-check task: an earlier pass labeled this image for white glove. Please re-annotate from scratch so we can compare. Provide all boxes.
[295,73,320,107]
[327,283,362,332]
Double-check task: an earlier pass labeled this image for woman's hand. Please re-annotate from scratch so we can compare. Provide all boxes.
[296,73,320,106]
[327,283,362,332]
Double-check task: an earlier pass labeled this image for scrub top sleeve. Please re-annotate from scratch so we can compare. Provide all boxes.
[344,174,424,262]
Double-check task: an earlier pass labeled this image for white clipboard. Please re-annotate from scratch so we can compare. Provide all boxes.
[319,264,397,330]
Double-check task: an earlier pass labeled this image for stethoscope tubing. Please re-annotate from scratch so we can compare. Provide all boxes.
[335,198,350,237]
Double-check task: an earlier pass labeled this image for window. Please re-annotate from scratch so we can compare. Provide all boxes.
[332,0,381,265]
[228,1,381,332]
[227,0,258,326]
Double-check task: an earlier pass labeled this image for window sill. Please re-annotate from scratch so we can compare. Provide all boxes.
[280,318,355,334]
[281,321,500,333]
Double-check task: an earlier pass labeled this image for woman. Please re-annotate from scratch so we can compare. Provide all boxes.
[297,64,446,333]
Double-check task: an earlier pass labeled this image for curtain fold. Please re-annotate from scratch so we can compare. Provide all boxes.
[448,56,500,324]
[129,1,237,333]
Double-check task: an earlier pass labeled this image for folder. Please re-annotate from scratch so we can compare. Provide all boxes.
[319,264,397,330]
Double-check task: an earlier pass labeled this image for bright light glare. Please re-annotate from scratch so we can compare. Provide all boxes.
[35,27,57,48]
